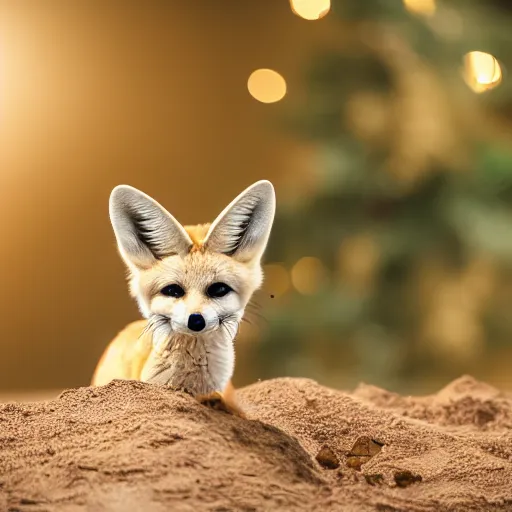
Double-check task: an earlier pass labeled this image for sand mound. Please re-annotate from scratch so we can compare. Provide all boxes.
[1,376,511,511]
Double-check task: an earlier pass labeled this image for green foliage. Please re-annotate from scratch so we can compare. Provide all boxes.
[255,0,512,392]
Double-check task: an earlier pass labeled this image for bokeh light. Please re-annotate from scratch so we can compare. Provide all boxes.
[463,51,503,93]
[403,0,436,17]
[263,264,290,298]
[289,0,331,21]
[291,257,327,295]
[247,69,287,104]
[337,235,380,292]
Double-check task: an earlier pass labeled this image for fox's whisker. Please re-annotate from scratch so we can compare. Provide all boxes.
[222,322,236,341]
[140,315,164,338]
[219,314,240,342]
[140,314,173,351]
[138,324,151,340]
[244,309,268,325]
[246,300,263,311]
[245,305,266,318]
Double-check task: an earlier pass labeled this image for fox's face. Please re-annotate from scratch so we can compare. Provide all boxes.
[109,181,275,339]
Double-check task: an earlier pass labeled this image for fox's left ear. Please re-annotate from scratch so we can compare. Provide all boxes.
[109,185,193,270]
[204,180,276,264]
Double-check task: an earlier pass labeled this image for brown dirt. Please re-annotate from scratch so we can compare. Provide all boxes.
[1,375,511,512]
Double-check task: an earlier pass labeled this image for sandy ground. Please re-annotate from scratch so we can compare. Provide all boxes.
[1,375,511,512]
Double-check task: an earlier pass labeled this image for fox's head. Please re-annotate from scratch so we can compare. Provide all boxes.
[109,180,275,339]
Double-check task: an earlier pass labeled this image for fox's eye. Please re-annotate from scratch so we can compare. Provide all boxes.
[160,284,185,298]
[207,282,233,298]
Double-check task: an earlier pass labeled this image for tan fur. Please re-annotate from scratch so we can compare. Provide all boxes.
[184,224,210,247]
[92,320,150,386]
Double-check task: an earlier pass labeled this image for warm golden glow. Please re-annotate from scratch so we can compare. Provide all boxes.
[263,263,290,298]
[247,69,287,104]
[464,51,503,93]
[291,257,327,295]
[289,0,331,21]
[403,0,436,17]
[337,235,380,292]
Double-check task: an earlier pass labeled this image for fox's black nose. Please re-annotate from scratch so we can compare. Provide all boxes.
[188,313,206,332]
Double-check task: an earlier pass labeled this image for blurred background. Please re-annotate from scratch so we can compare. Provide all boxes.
[1,0,512,401]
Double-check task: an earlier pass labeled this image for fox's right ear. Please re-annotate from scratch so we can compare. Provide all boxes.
[109,185,193,270]
[204,180,276,264]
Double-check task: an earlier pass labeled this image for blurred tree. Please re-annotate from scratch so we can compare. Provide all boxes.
[249,0,512,393]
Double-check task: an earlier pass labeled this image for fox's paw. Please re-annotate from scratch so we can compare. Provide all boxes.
[196,391,246,419]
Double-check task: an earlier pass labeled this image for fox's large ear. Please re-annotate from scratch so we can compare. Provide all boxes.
[204,180,276,263]
[109,185,193,270]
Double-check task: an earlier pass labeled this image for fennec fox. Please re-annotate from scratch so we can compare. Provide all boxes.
[91,180,276,417]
